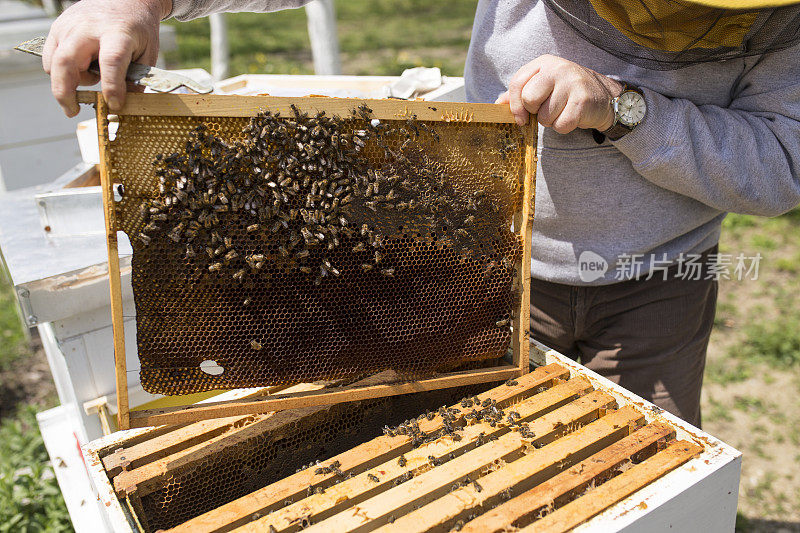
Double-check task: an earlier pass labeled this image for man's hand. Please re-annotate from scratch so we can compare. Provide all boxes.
[43,0,171,117]
[496,54,624,133]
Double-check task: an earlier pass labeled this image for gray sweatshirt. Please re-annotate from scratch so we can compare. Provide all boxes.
[170,0,800,285]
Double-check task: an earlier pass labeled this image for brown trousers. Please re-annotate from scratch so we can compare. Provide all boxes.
[530,251,717,428]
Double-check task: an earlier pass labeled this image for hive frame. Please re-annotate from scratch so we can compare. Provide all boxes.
[86,90,537,430]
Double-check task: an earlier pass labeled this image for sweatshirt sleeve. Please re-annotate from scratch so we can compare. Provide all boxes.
[611,44,800,217]
[168,0,311,21]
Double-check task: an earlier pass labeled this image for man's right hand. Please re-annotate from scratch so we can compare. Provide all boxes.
[43,0,172,117]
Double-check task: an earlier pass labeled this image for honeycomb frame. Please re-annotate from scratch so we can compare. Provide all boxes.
[88,90,536,430]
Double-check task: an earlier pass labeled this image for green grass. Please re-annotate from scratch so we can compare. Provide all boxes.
[734,311,800,369]
[704,357,752,385]
[166,0,477,77]
[0,271,70,531]
[0,272,30,372]
[0,404,71,532]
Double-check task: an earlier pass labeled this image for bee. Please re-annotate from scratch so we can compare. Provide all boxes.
[367,473,380,483]
[300,266,312,274]
[224,250,238,262]
[380,268,395,277]
[496,318,510,327]
[352,242,366,253]
[137,233,151,246]
[167,226,182,242]
[361,264,374,272]
[398,455,407,467]
[233,269,246,282]
[243,297,252,306]
[250,340,262,351]
[374,251,382,263]
[208,262,222,272]
[143,222,160,233]
[505,379,519,386]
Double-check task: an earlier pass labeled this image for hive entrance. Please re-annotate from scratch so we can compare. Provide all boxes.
[93,91,535,428]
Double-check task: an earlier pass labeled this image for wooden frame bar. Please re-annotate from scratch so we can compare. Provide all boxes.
[115,364,567,504]
[90,88,537,429]
[236,385,621,533]
[97,92,130,430]
[523,440,703,532]
[80,91,518,122]
[123,363,568,532]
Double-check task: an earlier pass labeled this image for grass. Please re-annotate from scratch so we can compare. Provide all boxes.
[165,0,477,77]
[0,403,70,532]
[706,208,800,527]
[0,272,31,372]
[736,311,800,369]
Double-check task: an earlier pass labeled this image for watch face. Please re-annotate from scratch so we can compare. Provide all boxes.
[617,91,646,127]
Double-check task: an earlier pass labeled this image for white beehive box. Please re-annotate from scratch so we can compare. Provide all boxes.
[82,345,741,533]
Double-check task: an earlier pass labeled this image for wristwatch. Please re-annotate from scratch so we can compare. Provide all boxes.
[601,84,646,141]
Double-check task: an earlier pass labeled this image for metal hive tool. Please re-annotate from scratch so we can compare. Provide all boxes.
[88,91,536,428]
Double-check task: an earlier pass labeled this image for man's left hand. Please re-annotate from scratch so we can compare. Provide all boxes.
[496,54,624,133]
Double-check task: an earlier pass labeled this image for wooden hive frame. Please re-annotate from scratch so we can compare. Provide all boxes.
[81,90,538,430]
[82,347,741,533]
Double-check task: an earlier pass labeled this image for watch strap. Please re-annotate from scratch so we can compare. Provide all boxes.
[602,84,644,141]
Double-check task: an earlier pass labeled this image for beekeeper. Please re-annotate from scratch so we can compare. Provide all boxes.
[43,0,800,426]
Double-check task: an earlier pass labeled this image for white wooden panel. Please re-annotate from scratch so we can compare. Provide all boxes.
[37,405,112,533]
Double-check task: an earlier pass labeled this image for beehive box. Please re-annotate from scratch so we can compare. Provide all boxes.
[83,346,741,533]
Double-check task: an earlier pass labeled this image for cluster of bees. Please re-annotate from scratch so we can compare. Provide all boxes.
[379,386,534,452]
[136,103,504,291]
[275,389,544,531]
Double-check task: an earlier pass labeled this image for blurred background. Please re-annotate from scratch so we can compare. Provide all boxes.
[0,1,797,531]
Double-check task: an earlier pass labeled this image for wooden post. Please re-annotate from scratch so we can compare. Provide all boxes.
[96,93,130,430]
[209,13,230,81]
[305,0,342,75]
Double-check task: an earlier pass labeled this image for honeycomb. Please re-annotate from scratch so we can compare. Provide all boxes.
[132,383,494,532]
[108,101,527,394]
